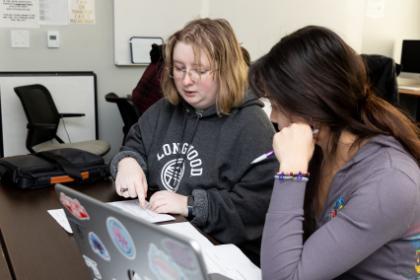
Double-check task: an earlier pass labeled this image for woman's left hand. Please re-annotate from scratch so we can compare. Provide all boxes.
[148,190,188,216]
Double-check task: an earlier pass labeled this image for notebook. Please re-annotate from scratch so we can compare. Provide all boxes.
[55,183,231,280]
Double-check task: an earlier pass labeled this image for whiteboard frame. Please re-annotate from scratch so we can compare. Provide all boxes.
[0,71,98,157]
[113,0,202,66]
[130,36,164,65]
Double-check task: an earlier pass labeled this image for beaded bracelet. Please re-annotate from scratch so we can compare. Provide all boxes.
[274,171,310,182]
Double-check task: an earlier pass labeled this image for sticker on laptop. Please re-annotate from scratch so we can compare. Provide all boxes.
[161,238,199,274]
[82,254,102,279]
[88,232,111,261]
[106,217,136,260]
[128,269,145,280]
[59,192,90,220]
[148,243,186,280]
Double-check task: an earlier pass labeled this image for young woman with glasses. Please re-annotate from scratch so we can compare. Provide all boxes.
[110,18,277,264]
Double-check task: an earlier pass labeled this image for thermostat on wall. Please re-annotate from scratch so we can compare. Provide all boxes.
[47,31,60,48]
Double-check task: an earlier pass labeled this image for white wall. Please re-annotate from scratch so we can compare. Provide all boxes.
[0,0,419,160]
[208,0,366,60]
[361,0,420,62]
[207,0,420,62]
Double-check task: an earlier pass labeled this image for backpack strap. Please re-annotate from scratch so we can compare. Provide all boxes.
[36,151,83,181]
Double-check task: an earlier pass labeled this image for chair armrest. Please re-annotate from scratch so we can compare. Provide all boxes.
[27,123,57,130]
[105,92,119,103]
[59,113,85,118]
[105,92,130,102]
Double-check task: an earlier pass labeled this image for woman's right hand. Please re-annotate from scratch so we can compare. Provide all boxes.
[273,123,315,174]
[115,157,148,207]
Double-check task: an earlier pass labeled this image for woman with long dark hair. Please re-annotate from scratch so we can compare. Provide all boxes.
[250,25,420,279]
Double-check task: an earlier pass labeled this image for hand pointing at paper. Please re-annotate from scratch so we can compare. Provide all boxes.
[115,157,148,208]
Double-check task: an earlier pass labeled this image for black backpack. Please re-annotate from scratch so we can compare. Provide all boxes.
[0,148,109,189]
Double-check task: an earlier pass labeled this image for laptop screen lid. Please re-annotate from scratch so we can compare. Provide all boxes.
[55,183,209,280]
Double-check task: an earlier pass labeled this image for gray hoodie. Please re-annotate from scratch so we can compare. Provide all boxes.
[261,135,420,279]
[111,93,277,264]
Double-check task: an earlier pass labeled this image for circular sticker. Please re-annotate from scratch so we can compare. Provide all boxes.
[106,217,136,260]
[88,232,111,261]
[161,238,198,273]
[148,243,186,280]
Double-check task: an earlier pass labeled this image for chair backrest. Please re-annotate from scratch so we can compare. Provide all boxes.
[131,44,164,114]
[361,54,400,105]
[105,92,140,142]
[14,84,60,152]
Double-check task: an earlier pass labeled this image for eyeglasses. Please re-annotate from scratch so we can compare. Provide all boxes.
[168,66,216,82]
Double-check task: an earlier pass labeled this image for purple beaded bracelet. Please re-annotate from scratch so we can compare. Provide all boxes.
[274,171,310,182]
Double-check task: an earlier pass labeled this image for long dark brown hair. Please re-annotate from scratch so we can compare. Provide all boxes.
[249,25,420,236]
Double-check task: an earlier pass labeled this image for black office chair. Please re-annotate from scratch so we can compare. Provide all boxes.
[105,92,141,144]
[362,54,400,106]
[14,84,110,156]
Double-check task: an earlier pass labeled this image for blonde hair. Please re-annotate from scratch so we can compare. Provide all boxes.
[161,18,248,115]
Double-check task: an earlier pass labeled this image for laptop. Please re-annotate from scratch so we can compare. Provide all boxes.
[55,184,231,280]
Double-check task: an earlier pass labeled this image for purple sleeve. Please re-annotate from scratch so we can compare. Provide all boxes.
[261,170,417,280]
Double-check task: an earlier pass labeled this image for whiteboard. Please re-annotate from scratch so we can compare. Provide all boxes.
[0,72,98,157]
[113,0,202,66]
[130,36,164,64]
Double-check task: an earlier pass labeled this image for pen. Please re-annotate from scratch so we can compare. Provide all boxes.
[250,150,274,164]
[251,128,319,165]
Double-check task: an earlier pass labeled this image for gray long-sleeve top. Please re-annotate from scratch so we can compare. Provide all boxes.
[261,135,420,280]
